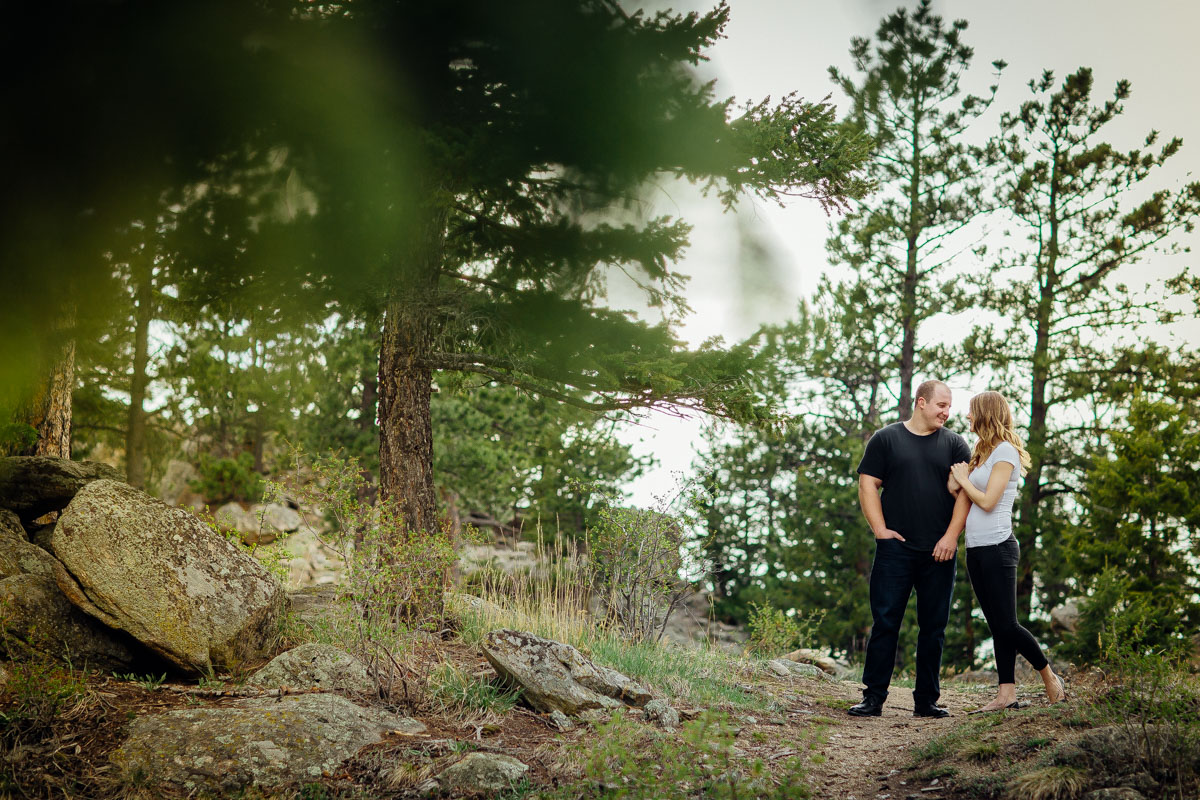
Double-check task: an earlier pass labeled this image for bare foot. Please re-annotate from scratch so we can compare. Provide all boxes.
[1046,674,1066,704]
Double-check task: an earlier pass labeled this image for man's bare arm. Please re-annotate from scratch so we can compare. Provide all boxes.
[932,488,971,562]
[858,474,904,541]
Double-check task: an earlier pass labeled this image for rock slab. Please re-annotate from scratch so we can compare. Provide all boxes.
[52,480,287,674]
[439,752,529,794]
[481,629,652,714]
[0,573,146,670]
[112,693,424,793]
[0,456,122,523]
[246,643,373,694]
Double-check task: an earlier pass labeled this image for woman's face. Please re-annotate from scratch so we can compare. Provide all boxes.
[966,408,975,433]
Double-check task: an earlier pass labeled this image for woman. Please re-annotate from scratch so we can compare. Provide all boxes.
[949,391,1065,712]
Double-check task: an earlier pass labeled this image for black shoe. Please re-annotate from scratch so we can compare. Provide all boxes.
[913,703,950,718]
[847,697,884,717]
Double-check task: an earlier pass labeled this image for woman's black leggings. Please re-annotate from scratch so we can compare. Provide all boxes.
[966,536,1049,684]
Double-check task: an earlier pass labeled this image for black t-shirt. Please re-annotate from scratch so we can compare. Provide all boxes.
[856,422,971,552]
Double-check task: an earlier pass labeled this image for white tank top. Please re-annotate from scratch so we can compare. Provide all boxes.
[964,441,1021,548]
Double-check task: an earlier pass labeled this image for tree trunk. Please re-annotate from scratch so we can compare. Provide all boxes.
[125,260,153,488]
[897,117,924,423]
[1015,158,1061,621]
[14,312,76,460]
[377,203,447,537]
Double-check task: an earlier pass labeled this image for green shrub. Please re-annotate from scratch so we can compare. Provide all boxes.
[267,448,457,697]
[427,661,520,716]
[190,451,263,503]
[746,602,824,658]
[1060,567,1192,666]
[0,661,88,742]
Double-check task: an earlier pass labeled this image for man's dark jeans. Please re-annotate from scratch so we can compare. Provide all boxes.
[861,538,956,706]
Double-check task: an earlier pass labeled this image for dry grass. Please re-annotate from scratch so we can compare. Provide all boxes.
[1006,765,1088,800]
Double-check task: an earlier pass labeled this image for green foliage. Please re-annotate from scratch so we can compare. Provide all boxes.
[746,602,824,658]
[0,661,88,742]
[113,672,168,691]
[190,451,263,504]
[553,710,811,800]
[427,662,521,717]
[1060,567,1192,666]
[589,486,708,643]
[827,0,1003,419]
[587,638,767,711]
[269,449,457,696]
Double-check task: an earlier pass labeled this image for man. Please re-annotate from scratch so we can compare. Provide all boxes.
[848,380,970,718]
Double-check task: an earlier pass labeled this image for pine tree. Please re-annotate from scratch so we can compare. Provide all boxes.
[828,0,1004,420]
[974,68,1200,617]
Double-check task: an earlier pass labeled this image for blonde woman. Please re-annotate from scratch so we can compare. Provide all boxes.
[948,391,1065,712]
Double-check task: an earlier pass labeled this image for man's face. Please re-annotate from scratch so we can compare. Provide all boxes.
[915,386,952,429]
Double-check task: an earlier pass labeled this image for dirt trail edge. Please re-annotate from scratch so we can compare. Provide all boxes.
[806,679,989,800]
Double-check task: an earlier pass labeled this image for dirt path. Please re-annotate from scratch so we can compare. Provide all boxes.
[805,679,990,800]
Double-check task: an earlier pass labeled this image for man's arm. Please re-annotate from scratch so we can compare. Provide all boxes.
[932,487,971,562]
[858,473,905,541]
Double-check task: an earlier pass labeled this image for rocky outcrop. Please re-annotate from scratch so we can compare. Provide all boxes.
[112,694,424,794]
[0,508,24,541]
[52,480,287,674]
[0,526,57,579]
[481,629,652,715]
[0,456,122,523]
[768,658,834,681]
[438,752,529,795]
[781,648,854,680]
[0,573,148,670]
[246,643,373,694]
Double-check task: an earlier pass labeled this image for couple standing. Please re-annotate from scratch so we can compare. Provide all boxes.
[848,380,1066,718]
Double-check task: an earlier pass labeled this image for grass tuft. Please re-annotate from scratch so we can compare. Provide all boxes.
[1006,765,1088,800]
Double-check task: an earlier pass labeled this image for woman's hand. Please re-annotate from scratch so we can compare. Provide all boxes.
[950,461,970,484]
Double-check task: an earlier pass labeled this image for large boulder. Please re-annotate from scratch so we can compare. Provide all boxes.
[0,456,122,523]
[481,629,652,715]
[781,648,854,680]
[52,480,287,674]
[438,753,529,795]
[0,508,24,541]
[245,643,373,694]
[0,526,57,579]
[0,573,149,670]
[111,693,424,794]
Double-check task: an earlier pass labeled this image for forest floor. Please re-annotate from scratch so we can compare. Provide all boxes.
[2,630,1106,800]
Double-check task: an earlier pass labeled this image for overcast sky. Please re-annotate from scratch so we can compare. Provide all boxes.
[618,0,1200,505]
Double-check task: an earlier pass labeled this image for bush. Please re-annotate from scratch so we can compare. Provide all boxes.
[267,449,457,698]
[746,602,824,658]
[1060,567,1193,666]
[190,451,263,503]
[588,484,709,643]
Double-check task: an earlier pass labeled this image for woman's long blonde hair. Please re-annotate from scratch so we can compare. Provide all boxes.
[968,391,1032,475]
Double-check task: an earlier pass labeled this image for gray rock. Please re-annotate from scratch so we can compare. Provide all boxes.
[547,709,575,731]
[259,503,301,534]
[439,752,528,794]
[214,501,260,535]
[0,456,122,523]
[779,648,854,679]
[767,658,833,681]
[0,573,147,670]
[1051,600,1082,635]
[0,509,25,541]
[643,698,680,729]
[52,480,288,674]
[246,643,373,694]
[112,693,423,794]
[1084,790,1145,800]
[0,529,58,579]
[156,459,199,505]
[481,629,652,714]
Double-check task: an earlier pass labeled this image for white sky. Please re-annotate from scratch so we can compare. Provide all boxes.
[618,0,1200,507]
